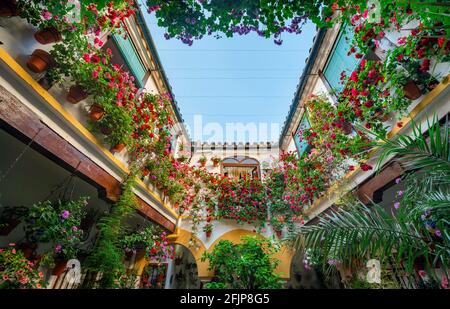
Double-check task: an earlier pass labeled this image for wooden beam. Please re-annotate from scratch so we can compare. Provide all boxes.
[0,85,175,232]
[357,162,404,204]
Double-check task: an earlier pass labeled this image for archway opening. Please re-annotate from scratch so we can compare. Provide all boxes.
[221,156,260,179]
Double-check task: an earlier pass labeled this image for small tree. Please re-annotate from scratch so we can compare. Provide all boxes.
[201,236,283,289]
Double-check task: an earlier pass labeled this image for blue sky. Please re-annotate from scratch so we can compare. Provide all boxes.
[144,11,317,143]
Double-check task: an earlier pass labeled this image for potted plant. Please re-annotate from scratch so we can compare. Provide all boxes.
[203,223,213,238]
[211,156,221,167]
[67,85,89,104]
[34,26,62,45]
[26,49,56,73]
[89,105,105,121]
[0,243,44,289]
[198,155,207,167]
[24,197,88,276]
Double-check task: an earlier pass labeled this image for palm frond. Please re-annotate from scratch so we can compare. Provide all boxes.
[292,203,450,272]
[375,115,450,174]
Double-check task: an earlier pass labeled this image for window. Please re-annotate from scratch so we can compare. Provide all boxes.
[222,156,260,179]
[294,112,311,158]
[323,25,360,95]
[112,31,147,88]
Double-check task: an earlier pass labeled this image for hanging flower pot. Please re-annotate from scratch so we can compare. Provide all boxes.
[89,105,104,121]
[67,85,88,104]
[52,258,68,276]
[34,27,62,45]
[403,80,422,100]
[205,230,212,238]
[275,230,282,238]
[26,49,56,73]
[0,0,19,17]
[111,143,126,153]
[341,121,353,135]
[142,168,150,177]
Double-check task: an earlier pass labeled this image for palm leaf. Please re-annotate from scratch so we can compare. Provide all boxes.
[292,203,450,272]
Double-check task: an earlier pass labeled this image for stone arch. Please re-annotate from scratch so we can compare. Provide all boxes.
[169,228,211,278]
[169,228,294,280]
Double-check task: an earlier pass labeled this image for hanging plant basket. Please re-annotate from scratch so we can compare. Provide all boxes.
[52,258,68,276]
[26,49,56,73]
[34,27,62,45]
[67,85,88,104]
[403,80,422,100]
[88,105,104,121]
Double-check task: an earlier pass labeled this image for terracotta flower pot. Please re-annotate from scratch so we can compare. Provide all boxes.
[67,85,88,104]
[205,231,212,238]
[342,121,353,135]
[199,161,206,167]
[34,27,62,45]
[89,105,104,121]
[112,143,126,153]
[142,168,150,176]
[52,259,68,276]
[26,49,56,73]
[403,80,422,100]
[275,230,282,238]
[0,0,19,17]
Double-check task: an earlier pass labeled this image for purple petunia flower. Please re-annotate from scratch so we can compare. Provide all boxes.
[395,178,401,184]
[397,190,403,197]
[61,210,70,219]
[435,229,442,238]
[55,244,62,253]
[394,202,400,209]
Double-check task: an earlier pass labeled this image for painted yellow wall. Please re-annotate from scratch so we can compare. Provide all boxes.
[171,228,294,279]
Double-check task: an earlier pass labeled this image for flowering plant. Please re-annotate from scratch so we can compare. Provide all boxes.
[17,0,136,34]
[339,60,408,135]
[121,226,174,264]
[24,197,88,259]
[216,176,267,225]
[0,243,44,289]
[198,155,207,167]
[211,156,221,167]
[146,230,175,263]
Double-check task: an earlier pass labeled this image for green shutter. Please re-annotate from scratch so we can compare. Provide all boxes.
[294,113,311,158]
[112,33,146,88]
[323,25,360,94]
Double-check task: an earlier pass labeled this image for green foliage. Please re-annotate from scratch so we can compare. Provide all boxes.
[201,236,283,289]
[292,116,450,282]
[84,172,137,288]
[0,244,44,289]
[25,197,88,259]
